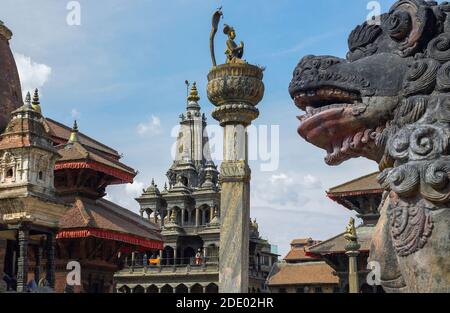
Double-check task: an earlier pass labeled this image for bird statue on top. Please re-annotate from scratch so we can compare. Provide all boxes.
[289,0,450,292]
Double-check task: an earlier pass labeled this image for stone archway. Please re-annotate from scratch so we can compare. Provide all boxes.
[134,285,145,293]
[160,284,173,293]
[162,246,174,265]
[190,283,203,293]
[147,285,158,293]
[175,284,188,293]
[118,286,131,293]
[205,283,218,293]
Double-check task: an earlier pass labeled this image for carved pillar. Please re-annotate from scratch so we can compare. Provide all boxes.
[344,220,361,294]
[45,232,56,288]
[173,248,177,267]
[207,62,264,293]
[16,226,29,292]
[181,208,185,226]
[195,207,200,226]
[130,252,135,272]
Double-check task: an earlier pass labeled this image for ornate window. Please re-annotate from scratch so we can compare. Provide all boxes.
[6,168,13,178]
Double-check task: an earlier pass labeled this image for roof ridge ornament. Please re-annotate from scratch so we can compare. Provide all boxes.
[187,82,200,102]
[32,88,42,113]
[68,120,80,143]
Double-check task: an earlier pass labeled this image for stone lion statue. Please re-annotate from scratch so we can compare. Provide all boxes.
[289,0,450,292]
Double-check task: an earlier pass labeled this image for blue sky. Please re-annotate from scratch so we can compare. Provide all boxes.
[2,0,399,256]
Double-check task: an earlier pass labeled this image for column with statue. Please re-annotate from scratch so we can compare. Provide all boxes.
[344,217,360,293]
[206,9,265,293]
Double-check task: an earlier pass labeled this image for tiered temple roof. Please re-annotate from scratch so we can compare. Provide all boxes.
[53,121,161,250]
[283,238,321,263]
[55,122,135,185]
[57,198,162,251]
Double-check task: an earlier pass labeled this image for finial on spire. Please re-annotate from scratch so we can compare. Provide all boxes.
[25,92,31,107]
[68,120,79,143]
[31,88,42,113]
[187,82,200,102]
[151,178,155,186]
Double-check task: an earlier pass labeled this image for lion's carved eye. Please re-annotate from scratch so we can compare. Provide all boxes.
[386,10,412,41]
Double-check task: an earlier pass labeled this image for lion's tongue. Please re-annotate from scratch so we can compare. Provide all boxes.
[298,107,347,149]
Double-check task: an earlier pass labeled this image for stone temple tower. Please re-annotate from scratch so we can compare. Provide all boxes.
[166,82,218,189]
[137,83,220,266]
[0,91,67,292]
[0,21,23,132]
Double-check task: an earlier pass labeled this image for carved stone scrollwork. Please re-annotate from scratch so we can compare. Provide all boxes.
[427,33,450,63]
[402,59,440,96]
[436,61,450,91]
[212,104,259,126]
[387,199,433,257]
[387,124,448,162]
[207,63,264,108]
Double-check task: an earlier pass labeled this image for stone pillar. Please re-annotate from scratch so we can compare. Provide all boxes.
[16,226,29,292]
[207,63,264,293]
[45,232,56,288]
[195,207,200,226]
[344,219,360,294]
[346,250,360,293]
[181,209,185,226]
[159,250,163,267]
[173,248,178,267]
[131,252,135,272]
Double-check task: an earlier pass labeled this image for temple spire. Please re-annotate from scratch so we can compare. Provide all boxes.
[68,120,79,143]
[187,82,200,110]
[32,88,42,113]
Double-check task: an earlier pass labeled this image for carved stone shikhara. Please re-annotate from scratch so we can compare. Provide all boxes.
[289,0,450,292]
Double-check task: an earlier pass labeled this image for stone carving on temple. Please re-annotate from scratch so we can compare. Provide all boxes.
[289,0,450,292]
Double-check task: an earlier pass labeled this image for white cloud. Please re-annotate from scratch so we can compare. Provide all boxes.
[137,115,162,136]
[125,180,145,198]
[71,109,80,119]
[257,172,323,207]
[14,53,52,96]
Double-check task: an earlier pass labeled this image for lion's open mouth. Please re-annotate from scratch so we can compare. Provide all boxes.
[292,86,381,165]
[293,86,361,121]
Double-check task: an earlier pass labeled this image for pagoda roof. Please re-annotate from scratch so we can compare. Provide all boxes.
[55,141,136,184]
[307,225,374,256]
[267,261,338,286]
[45,118,119,159]
[57,197,162,250]
[327,172,382,197]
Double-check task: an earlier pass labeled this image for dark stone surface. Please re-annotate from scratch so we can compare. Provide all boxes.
[0,24,22,132]
[289,0,450,292]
